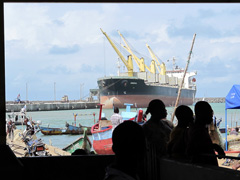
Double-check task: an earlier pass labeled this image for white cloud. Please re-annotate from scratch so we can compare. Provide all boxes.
[4,3,240,100]
[210,37,240,44]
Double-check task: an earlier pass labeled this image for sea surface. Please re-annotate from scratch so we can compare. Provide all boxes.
[10,103,240,150]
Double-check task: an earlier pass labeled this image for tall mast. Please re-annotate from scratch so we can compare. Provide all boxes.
[171,33,197,122]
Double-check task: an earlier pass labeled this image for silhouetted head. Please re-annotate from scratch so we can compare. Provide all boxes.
[114,107,119,114]
[145,99,167,119]
[71,149,87,155]
[112,121,146,159]
[175,105,194,128]
[194,101,213,125]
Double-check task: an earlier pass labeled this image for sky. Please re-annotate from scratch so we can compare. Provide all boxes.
[4,3,240,101]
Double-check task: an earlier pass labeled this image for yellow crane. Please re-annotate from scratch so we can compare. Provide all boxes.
[100,28,134,77]
[146,44,166,75]
[118,30,156,74]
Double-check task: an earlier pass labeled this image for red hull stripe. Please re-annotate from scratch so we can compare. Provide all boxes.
[100,95,194,109]
[93,139,114,155]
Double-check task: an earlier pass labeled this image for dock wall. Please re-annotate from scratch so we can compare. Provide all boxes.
[6,101,99,112]
[6,97,225,112]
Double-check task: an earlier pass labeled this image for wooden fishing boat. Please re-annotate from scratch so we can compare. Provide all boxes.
[62,128,92,154]
[91,104,144,155]
[91,120,114,155]
[65,123,92,135]
[39,126,66,135]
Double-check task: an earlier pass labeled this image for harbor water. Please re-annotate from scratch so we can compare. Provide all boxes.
[8,103,240,150]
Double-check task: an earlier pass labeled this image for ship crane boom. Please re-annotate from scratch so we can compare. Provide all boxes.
[146,44,166,75]
[118,30,156,74]
[100,28,134,77]
[117,30,144,72]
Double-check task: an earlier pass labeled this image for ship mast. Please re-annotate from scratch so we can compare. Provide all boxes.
[171,33,196,122]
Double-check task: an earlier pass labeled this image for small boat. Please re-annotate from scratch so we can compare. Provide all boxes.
[91,119,114,155]
[65,123,92,135]
[121,103,138,121]
[6,112,32,126]
[39,124,92,135]
[91,103,145,155]
[91,104,114,155]
[39,126,66,135]
[63,128,92,154]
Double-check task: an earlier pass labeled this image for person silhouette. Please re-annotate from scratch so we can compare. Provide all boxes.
[104,120,146,180]
[142,99,172,157]
[167,105,194,161]
[186,101,225,166]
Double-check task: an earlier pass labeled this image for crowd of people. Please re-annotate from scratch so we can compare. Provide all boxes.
[104,99,227,180]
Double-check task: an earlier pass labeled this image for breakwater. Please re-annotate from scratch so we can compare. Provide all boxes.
[6,97,225,112]
[194,97,225,103]
[6,100,99,112]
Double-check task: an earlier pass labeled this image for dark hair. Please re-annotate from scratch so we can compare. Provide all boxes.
[112,121,146,156]
[145,99,167,118]
[194,101,213,125]
[175,105,193,127]
[114,107,119,114]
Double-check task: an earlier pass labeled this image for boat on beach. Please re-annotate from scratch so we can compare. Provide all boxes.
[62,128,92,154]
[6,112,26,125]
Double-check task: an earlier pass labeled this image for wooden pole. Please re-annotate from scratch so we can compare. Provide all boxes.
[98,104,103,121]
[171,34,196,122]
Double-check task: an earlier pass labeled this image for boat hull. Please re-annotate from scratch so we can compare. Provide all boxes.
[91,123,114,155]
[92,138,114,155]
[66,124,92,135]
[98,76,196,109]
[100,94,194,109]
[62,130,92,154]
[39,126,65,135]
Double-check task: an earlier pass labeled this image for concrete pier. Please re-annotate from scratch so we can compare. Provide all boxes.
[194,97,225,103]
[6,101,99,112]
[6,97,225,112]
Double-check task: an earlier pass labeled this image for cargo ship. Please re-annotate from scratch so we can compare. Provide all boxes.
[98,29,197,109]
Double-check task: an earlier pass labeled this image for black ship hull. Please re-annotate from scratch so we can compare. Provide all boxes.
[97,76,196,109]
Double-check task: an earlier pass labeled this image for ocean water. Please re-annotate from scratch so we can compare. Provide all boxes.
[11,103,240,149]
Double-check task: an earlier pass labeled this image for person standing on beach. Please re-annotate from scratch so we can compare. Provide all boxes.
[110,107,123,130]
[7,120,15,142]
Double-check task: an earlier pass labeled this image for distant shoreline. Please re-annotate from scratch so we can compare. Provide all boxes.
[194,97,225,103]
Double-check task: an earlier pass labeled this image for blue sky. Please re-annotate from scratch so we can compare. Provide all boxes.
[4,3,240,101]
